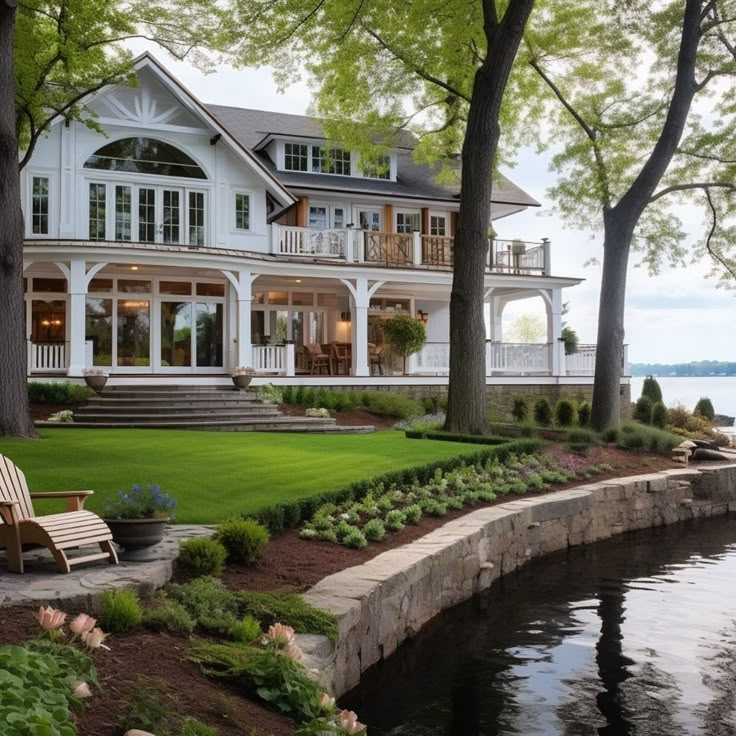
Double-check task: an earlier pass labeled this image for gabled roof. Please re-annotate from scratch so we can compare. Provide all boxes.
[207,104,540,209]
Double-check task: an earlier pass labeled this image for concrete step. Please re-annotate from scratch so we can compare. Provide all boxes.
[76,403,280,416]
[35,416,346,431]
[97,389,258,401]
[86,396,261,407]
[72,409,284,422]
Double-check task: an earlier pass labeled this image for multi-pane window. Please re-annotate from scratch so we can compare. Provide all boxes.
[396,212,420,233]
[235,193,250,230]
[115,185,132,241]
[312,147,351,176]
[138,188,155,242]
[189,191,205,245]
[430,215,447,236]
[162,190,180,243]
[362,154,391,180]
[284,143,309,172]
[31,176,50,234]
[89,183,107,240]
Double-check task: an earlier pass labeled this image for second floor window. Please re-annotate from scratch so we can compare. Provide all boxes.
[284,143,309,172]
[235,193,250,230]
[31,176,50,234]
[396,211,420,233]
[361,154,391,180]
[89,183,107,240]
[312,147,351,176]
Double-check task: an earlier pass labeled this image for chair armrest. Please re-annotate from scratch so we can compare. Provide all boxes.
[0,500,20,506]
[0,500,20,526]
[30,490,94,512]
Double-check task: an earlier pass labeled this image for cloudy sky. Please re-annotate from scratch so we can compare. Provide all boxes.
[138,47,734,364]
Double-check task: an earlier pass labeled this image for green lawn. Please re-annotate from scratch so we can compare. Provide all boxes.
[0,429,480,523]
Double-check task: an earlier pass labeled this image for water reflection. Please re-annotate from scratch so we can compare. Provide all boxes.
[345,516,736,735]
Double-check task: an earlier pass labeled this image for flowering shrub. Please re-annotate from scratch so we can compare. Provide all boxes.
[300,452,615,548]
[47,409,74,423]
[256,383,284,403]
[306,407,330,418]
[232,366,256,376]
[102,483,177,520]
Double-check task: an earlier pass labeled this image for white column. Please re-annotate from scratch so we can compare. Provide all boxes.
[341,277,384,377]
[412,231,422,265]
[223,269,255,369]
[285,343,296,377]
[548,287,563,376]
[67,260,87,377]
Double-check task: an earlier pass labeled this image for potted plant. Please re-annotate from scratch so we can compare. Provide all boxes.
[231,366,256,389]
[102,484,177,553]
[82,368,108,393]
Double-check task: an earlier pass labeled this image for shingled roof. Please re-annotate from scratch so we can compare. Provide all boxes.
[207,104,540,208]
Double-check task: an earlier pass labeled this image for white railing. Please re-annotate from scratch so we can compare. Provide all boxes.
[487,342,551,373]
[489,239,549,275]
[565,344,597,375]
[252,344,295,376]
[413,342,450,373]
[29,342,68,373]
[272,225,347,258]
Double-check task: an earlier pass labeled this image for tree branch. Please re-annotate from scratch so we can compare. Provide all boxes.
[649,181,736,203]
[677,147,736,164]
[363,26,471,102]
[704,187,736,279]
[277,0,326,44]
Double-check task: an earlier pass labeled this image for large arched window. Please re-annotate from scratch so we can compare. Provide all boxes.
[84,137,207,179]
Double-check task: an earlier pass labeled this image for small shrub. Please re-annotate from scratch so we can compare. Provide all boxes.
[618,422,680,455]
[100,588,143,633]
[601,425,621,443]
[421,498,448,516]
[641,375,663,403]
[216,519,270,566]
[118,677,173,735]
[230,614,262,644]
[384,509,406,532]
[694,397,715,422]
[362,518,386,542]
[533,398,553,426]
[256,383,283,404]
[511,398,528,422]
[165,577,238,634]
[650,401,668,429]
[633,396,654,424]
[305,407,330,418]
[27,381,95,404]
[47,409,74,423]
[404,504,423,524]
[143,599,195,635]
[342,528,368,549]
[554,399,577,427]
[281,385,294,403]
[565,428,600,447]
[178,538,228,578]
[577,401,592,427]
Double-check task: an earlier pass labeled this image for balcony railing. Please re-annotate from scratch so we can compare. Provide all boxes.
[28,342,67,373]
[269,226,551,275]
[252,344,295,375]
[488,342,551,373]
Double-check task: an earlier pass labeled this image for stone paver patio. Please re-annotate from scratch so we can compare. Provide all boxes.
[0,525,214,608]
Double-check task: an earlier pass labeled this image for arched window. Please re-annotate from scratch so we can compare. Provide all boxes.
[84,137,206,179]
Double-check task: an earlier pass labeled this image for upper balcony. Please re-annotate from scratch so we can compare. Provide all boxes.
[271,225,551,276]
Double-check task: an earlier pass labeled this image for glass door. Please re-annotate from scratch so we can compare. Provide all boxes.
[356,207,382,231]
[158,300,224,371]
[160,188,183,243]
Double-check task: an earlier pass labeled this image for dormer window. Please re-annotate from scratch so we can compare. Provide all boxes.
[284,143,309,172]
[361,154,391,181]
[312,146,351,176]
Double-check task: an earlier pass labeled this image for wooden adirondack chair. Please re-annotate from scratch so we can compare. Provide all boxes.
[0,454,118,574]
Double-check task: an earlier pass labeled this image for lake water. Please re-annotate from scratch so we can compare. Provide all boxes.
[346,516,736,735]
[629,376,736,421]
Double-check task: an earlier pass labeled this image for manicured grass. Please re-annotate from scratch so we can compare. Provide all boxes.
[0,429,482,524]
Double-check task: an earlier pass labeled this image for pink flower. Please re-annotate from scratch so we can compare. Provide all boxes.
[81,627,110,650]
[339,710,366,734]
[72,681,92,699]
[284,642,303,661]
[34,606,66,630]
[319,692,336,709]
[265,622,295,644]
[69,613,97,636]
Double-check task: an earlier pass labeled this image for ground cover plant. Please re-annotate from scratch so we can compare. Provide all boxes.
[280,385,422,418]
[0,429,480,523]
[299,451,615,548]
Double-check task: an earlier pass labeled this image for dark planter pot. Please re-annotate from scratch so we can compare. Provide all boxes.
[103,517,169,550]
[232,374,253,390]
[84,375,108,393]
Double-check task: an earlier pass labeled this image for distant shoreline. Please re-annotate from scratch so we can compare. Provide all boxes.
[630,362,736,378]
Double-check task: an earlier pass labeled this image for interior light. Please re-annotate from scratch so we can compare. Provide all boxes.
[130,266,139,271]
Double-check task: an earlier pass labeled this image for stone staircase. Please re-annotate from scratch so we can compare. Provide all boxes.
[37,386,374,433]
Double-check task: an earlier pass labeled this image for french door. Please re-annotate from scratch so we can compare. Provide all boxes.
[137,186,186,244]
[158,300,224,371]
[355,207,382,231]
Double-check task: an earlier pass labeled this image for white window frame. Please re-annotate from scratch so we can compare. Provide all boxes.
[233,190,252,232]
[311,146,352,176]
[283,142,309,172]
[30,174,51,236]
[395,209,421,234]
[429,211,449,236]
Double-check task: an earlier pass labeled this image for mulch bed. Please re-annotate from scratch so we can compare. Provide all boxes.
[277,404,397,431]
[0,444,678,735]
[29,402,83,422]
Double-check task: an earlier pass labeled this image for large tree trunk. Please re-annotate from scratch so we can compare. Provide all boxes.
[445,0,536,434]
[0,2,36,438]
[590,0,702,429]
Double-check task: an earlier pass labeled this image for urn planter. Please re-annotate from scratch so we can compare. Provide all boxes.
[103,517,169,551]
[84,375,108,393]
[232,374,253,390]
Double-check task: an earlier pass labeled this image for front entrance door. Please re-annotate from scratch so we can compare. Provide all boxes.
[158,300,224,372]
[355,207,382,231]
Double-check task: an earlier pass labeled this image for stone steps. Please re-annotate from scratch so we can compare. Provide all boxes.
[75,404,280,417]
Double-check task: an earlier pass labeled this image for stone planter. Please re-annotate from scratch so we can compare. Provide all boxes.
[232,374,253,390]
[104,517,169,551]
[84,375,108,393]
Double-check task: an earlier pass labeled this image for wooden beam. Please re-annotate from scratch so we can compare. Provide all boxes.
[384,204,394,233]
[296,197,308,227]
[421,207,430,235]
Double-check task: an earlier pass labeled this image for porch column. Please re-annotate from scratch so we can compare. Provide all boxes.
[341,277,385,377]
[222,270,257,369]
[546,288,563,376]
[66,260,87,377]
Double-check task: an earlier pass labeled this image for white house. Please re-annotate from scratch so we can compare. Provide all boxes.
[21,53,619,389]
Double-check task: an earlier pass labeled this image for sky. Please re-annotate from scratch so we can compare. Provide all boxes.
[133,45,735,365]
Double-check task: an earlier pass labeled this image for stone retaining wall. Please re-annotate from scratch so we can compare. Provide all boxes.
[302,464,736,697]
